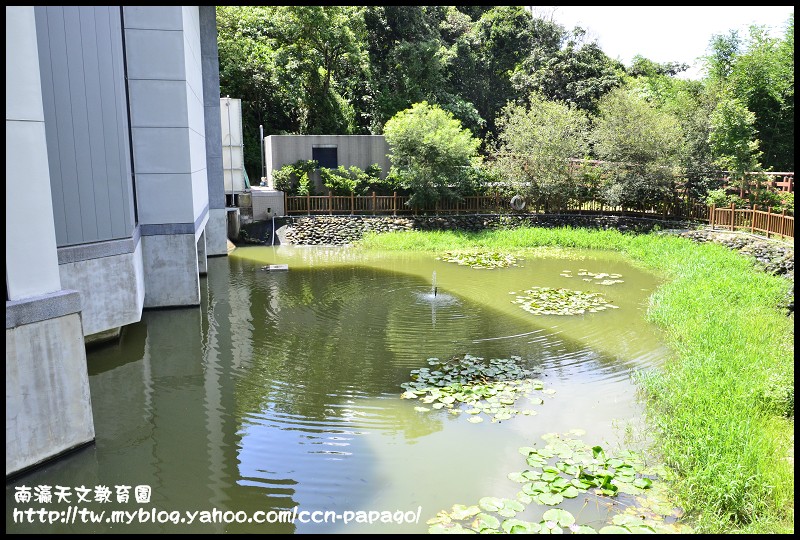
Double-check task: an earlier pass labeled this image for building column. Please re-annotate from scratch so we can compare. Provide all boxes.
[123,6,210,307]
[199,5,228,256]
[5,6,94,477]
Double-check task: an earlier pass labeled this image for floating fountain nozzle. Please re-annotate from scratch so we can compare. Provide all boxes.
[434,287,438,297]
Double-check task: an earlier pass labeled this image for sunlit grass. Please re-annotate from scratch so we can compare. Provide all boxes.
[357,226,794,533]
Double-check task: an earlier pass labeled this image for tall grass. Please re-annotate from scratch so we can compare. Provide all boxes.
[357,226,794,533]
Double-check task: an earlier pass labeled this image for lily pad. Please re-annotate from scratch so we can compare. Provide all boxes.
[512,287,618,316]
[438,251,520,269]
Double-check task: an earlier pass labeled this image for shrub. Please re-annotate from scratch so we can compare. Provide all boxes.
[270,159,318,194]
[384,101,481,210]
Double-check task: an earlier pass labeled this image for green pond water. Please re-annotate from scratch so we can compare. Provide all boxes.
[6,246,670,533]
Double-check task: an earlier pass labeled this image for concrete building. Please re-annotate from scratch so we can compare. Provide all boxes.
[264,134,391,193]
[6,6,227,477]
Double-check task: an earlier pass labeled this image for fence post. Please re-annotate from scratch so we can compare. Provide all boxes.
[765,206,771,238]
[709,203,715,229]
[329,191,333,215]
[729,202,735,231]
[306,192,310,216]
[283,191,287,216]
[751,204,757,234]
[350,192,354,215]
[393,192,397,216]
[372,191,376,216]
[780,209,786,238]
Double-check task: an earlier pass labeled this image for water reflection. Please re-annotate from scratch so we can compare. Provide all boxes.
[6,248,668,534]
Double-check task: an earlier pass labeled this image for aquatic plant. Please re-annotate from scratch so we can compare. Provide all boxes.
[511,287,619,315]
[559,268,625,285]
[437,251,520,269]
[427,431,693,534]
[401,354,548,423]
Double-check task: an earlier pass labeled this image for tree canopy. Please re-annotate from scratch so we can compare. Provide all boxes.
[216,6,794,195]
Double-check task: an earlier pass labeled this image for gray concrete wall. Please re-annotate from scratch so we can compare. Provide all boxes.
[251,187,285,220]
[58,239,145,336]
[124,6,209,307]
[34,6,136,247]
[6,7,96,478]
[6,313,95,476]
[199,6,227,256]
[141,234,201,307]
[265,135,391,189]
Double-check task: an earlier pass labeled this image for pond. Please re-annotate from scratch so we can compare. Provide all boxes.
[6,245,671,533]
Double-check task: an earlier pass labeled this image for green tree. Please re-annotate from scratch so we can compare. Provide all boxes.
[708,97,763,195]
[272,6,369,134]
[512,25,623,114]
[625,61,721,200]
[492,92,589,211]
[217,6,295,180]
[383,102,481,209]
[703,16,794,170]
[590,87,682,210]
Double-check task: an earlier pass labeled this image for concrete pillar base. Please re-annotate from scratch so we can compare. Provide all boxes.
[141,234,201,308]
[6,312,95,476]
[206,208,228,257]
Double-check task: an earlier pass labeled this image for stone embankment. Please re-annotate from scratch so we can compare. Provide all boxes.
[281,214,693,245]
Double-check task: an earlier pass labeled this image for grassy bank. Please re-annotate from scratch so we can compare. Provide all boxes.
[357,227,794,533]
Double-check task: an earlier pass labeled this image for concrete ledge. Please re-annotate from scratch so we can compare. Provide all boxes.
[6,290,82,329]
[139,203,209,236]
[57,227,140,264]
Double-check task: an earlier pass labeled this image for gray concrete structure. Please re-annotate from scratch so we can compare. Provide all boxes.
[124,6,209,308]
[6,6,95,476]
[6,5,227,477]
[251,187,286,220]
[264,135,391,193]
[200,6,228,256]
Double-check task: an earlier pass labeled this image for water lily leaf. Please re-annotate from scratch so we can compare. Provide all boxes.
[598,525,630,534]
[522,481,548,495]
[551,477,568,490]
[573,525,599,534]
[478,497,504,512]
[518,446,537,456]
[539,521,563,534]
[521,470,541,481]
[449,504,481,520]
[542,508,575,527]
[538,492,563,506]
[432,402,445,409]
[571,478,592,490]
[516,491,532,505]
[561,486,580,498]
[507,471,527,483]
[414,406,430,412]
[526,455,547,467]
[471,513,500,531]
[467,416,484,424]
[429,522,473,534]
[501,518,539,534]
[537,447,555,458]
[626,525,656,534]
[441,395,456,404]
[633,478,653,489]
